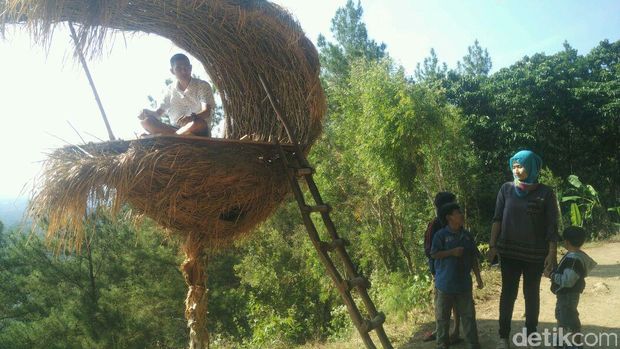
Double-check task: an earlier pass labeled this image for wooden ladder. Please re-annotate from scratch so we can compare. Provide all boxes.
[259,76,392,349]
[273,141,393,349]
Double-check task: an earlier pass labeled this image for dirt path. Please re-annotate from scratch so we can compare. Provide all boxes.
[405,241,620,349]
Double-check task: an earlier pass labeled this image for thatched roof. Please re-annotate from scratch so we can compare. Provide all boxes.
[1,0,326,250]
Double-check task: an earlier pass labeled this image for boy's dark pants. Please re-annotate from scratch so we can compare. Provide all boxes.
[499,256,544,338]
[435,289,480,349]
[555,292,581,331]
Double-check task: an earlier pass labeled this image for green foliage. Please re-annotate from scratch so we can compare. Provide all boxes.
[561,175,613,237]
[229,202,339,347]
[455,41,619,207]
[414,48,448,87]
[370,271,432,322]
[569,202,583,227]
[0,216,188,349]
[458,39,492,77]
[317,0,386,86]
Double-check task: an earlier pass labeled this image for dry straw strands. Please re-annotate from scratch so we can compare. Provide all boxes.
[29,136,293,250]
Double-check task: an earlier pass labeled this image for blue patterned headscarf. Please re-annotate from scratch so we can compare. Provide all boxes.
[509,150,542,197]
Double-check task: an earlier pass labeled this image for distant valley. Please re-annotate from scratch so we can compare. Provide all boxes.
[0,197,29,229]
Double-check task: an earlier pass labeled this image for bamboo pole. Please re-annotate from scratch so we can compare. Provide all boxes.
[68,22,116,141]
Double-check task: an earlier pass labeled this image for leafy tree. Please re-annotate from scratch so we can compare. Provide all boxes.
[458,39,492,76]
[0,215,188,349]
[439,39,619,228]
[414,48,448,85]
[477,42,617,202]
[317,0,386,85]
[232,203,340,346]
[573,39,620,202]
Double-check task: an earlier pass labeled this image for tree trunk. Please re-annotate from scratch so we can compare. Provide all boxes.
[84,238,101,341]
[181,232,209,349]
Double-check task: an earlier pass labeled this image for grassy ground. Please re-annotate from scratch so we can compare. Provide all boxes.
[298,266,503,349]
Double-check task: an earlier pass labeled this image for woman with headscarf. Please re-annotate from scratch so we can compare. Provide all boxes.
[487,150,560,349]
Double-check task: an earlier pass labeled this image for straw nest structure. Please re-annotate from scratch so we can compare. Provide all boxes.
[1,0,326,249]
[35,136,293,249]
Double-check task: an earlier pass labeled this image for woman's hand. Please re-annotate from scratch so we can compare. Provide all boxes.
[544,253,556,275]
[544,242,558,274]
[486,246,497,264]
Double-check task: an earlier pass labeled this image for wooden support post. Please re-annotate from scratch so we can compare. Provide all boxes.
[181,232,209,349]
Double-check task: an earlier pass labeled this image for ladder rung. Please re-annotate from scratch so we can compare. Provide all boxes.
[348,276,371,290]
[294,167,314,176]
[361,312,386,333]
[340,276,371,292]
[319,238,348,252]
[302,204,331,213]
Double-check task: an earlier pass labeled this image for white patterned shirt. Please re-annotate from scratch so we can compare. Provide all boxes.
[159,78,215,127]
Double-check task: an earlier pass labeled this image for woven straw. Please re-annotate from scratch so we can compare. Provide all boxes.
[31,136,293,250]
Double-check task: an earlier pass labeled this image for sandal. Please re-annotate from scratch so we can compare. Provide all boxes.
[422,331,436,342]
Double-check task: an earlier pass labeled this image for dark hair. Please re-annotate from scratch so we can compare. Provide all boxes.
[563,226,586,247]
[434,192,456,210]
[170,53,190,67]
[439,202,460,226]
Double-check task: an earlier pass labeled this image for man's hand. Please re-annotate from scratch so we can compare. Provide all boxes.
[452,246,464,257]
[543,269,552,278]
[139,109,158,120]
[177,113,199,127]
[476,277,484,289]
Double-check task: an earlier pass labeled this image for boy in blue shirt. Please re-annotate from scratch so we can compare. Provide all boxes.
[423,192,461,343]
[431,203,483,349]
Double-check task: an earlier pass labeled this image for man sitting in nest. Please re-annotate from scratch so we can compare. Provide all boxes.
[138,53,215,137]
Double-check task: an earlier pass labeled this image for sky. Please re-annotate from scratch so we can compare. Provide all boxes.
[0,0,618,199]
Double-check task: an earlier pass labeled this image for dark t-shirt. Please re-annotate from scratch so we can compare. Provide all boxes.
[431,227,478,294]
[493,182,560,263]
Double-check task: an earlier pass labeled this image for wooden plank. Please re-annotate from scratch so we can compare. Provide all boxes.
[59,134,297,155]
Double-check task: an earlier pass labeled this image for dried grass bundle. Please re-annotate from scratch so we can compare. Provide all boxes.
[30,136,292,250]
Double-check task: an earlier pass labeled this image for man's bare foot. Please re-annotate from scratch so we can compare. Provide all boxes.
[175,120,210,137]
[175,121,196,135]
